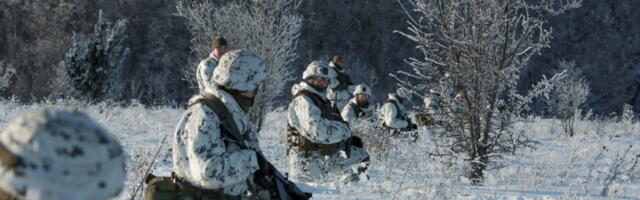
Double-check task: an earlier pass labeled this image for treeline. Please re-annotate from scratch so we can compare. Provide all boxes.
[0,0,638,114]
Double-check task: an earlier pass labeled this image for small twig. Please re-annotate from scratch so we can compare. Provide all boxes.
[391,159,415,200]
[130,133,168,200]
[601,145,632,196]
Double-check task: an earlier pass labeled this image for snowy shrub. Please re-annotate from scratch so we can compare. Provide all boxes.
[546,61,590,137]
[348,106,391,161]
[394,0,581,184]
[53,10,130,102]
[0,60,15,96]
[592,113,617,136]
[175,0,302,128]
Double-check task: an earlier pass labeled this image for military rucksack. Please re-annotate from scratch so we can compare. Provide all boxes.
[385,99,406,120]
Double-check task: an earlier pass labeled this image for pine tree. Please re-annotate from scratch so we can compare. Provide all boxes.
[54,10,130,101]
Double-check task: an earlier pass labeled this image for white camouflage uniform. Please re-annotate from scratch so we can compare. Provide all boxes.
[342,98,374,124]
[341,84,374,124]
[196,53,219,95]
[326,61,355,110]
[173,49,267,197]
[288,62,369,182]
[424,88,442,115]
[0,109,125,200]
[381,88,412,129]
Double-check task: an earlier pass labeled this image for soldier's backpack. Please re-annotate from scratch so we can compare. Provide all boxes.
[382,98,408,128]
[144,173,235,200]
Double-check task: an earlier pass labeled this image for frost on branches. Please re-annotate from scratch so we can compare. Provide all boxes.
[176,0,302,128]
[545,60,590,137]
[53,10,130,101]
[394,0,581,184]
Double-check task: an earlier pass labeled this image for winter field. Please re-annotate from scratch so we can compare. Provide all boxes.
[0,99,639,200]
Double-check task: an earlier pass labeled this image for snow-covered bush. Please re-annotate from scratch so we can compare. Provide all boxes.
[394,0,581,184]
[53,10,130,102]
[348,107,391,161]
[546,60,590,137]
[0,60,15,96]
[175,0,302,128]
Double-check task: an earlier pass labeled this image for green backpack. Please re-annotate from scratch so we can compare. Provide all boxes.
[144,173,236,200]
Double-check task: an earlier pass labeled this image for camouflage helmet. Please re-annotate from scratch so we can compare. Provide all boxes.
[353,84,372,97]
[0,108,125,199]
[302,61,333,79]
[396,87,412,100]
[212,49,266,91]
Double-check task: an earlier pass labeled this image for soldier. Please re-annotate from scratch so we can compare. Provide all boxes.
[341,84,374,149]
[326,56,355,110]
[167,49,308,200]
[197,37,229,94]
[381,87,417,132]
[453,93,464,109]
[287,61,370,183]
[341,84,374,124]
[0,108,125,200]
[424,88,442,115]
[416,88,443,127]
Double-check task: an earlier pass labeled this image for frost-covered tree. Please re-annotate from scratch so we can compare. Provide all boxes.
[546,60,590,137]
[176,0,302,127]
[0,0,100,99]
[395,0,580,184]
[54,11,130,101]
[0,60,16,96]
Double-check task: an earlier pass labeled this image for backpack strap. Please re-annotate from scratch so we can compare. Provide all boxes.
[189,93,248,144]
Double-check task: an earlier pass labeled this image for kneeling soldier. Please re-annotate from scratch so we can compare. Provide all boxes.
[341,84,374,148]
[163,50,310,200]
[381,88,418,139]
[341,84,374,124]
[287,61,370,183]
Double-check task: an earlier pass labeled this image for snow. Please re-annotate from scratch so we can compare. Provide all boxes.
[0,99,638,199]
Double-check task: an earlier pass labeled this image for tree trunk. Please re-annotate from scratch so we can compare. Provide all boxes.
[469,145,488,185]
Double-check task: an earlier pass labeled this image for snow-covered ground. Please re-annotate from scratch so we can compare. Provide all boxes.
[0,100,639,200]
